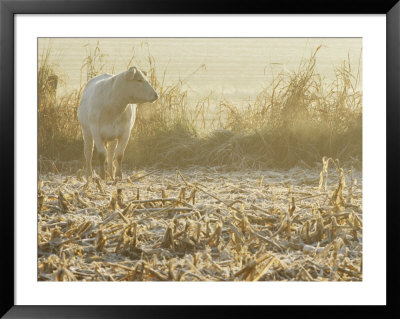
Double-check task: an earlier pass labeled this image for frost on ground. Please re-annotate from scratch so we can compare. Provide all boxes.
[37,162,362,281]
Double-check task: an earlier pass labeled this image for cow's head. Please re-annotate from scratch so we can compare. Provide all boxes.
[124,66,158,104]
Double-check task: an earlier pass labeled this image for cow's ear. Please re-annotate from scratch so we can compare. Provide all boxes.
[142,71,147,76]
[126,66,136,80]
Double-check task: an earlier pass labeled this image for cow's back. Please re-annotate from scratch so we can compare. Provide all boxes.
[78,74,113,127]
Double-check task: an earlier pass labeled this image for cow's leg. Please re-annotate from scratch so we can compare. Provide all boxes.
[106,140,117,180]
[82,129,94,180]
[114,132,130,180]
[93,135,107,180]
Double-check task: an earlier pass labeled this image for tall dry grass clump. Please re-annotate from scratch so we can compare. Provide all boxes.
[127,46,362,169]
[38,44,362,171]
[206,46,362,168]
[38,48,83,163]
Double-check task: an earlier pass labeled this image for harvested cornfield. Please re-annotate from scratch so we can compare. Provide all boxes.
[37,157,362,281]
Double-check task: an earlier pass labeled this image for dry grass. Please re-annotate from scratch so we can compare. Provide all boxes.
[38,45,362,170]
[38,48,83,161]
[38,158,362,281]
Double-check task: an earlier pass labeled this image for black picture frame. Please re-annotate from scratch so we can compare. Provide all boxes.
[1,0,398,317]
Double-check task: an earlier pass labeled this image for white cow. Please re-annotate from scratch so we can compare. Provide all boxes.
[78,66,158,180]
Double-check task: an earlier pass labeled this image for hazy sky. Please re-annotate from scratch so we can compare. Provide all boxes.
[39,38,362,102]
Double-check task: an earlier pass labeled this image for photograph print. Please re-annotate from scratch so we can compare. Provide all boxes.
[37,38,362,282]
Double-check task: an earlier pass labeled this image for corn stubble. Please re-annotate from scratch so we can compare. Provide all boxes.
[38,157,362,281]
